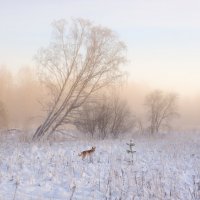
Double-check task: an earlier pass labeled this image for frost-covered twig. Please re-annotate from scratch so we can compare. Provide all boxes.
[13,180,19,200]
[70,184,76,200]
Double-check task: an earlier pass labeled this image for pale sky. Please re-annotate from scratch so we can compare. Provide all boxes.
[1,0,200,95]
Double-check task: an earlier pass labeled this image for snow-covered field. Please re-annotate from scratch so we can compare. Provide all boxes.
[0,132,200,200]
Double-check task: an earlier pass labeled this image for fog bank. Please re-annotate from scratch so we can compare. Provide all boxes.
[0,66,200,131]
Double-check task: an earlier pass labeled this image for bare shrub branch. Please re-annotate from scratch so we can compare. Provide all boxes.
[0,101,7,129]
[74,94,135,139]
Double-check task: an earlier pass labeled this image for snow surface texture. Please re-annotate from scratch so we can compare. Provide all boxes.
[0,132,200,200]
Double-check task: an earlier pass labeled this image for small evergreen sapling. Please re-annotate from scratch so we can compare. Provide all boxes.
[126,140,136,164]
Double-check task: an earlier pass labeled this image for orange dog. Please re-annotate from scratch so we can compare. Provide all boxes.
[78,147,96,159]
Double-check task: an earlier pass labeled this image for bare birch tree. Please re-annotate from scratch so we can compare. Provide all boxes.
[33,19,126,140]
[145,90,178,134]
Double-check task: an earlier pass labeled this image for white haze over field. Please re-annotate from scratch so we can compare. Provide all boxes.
[0,66,199,131]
